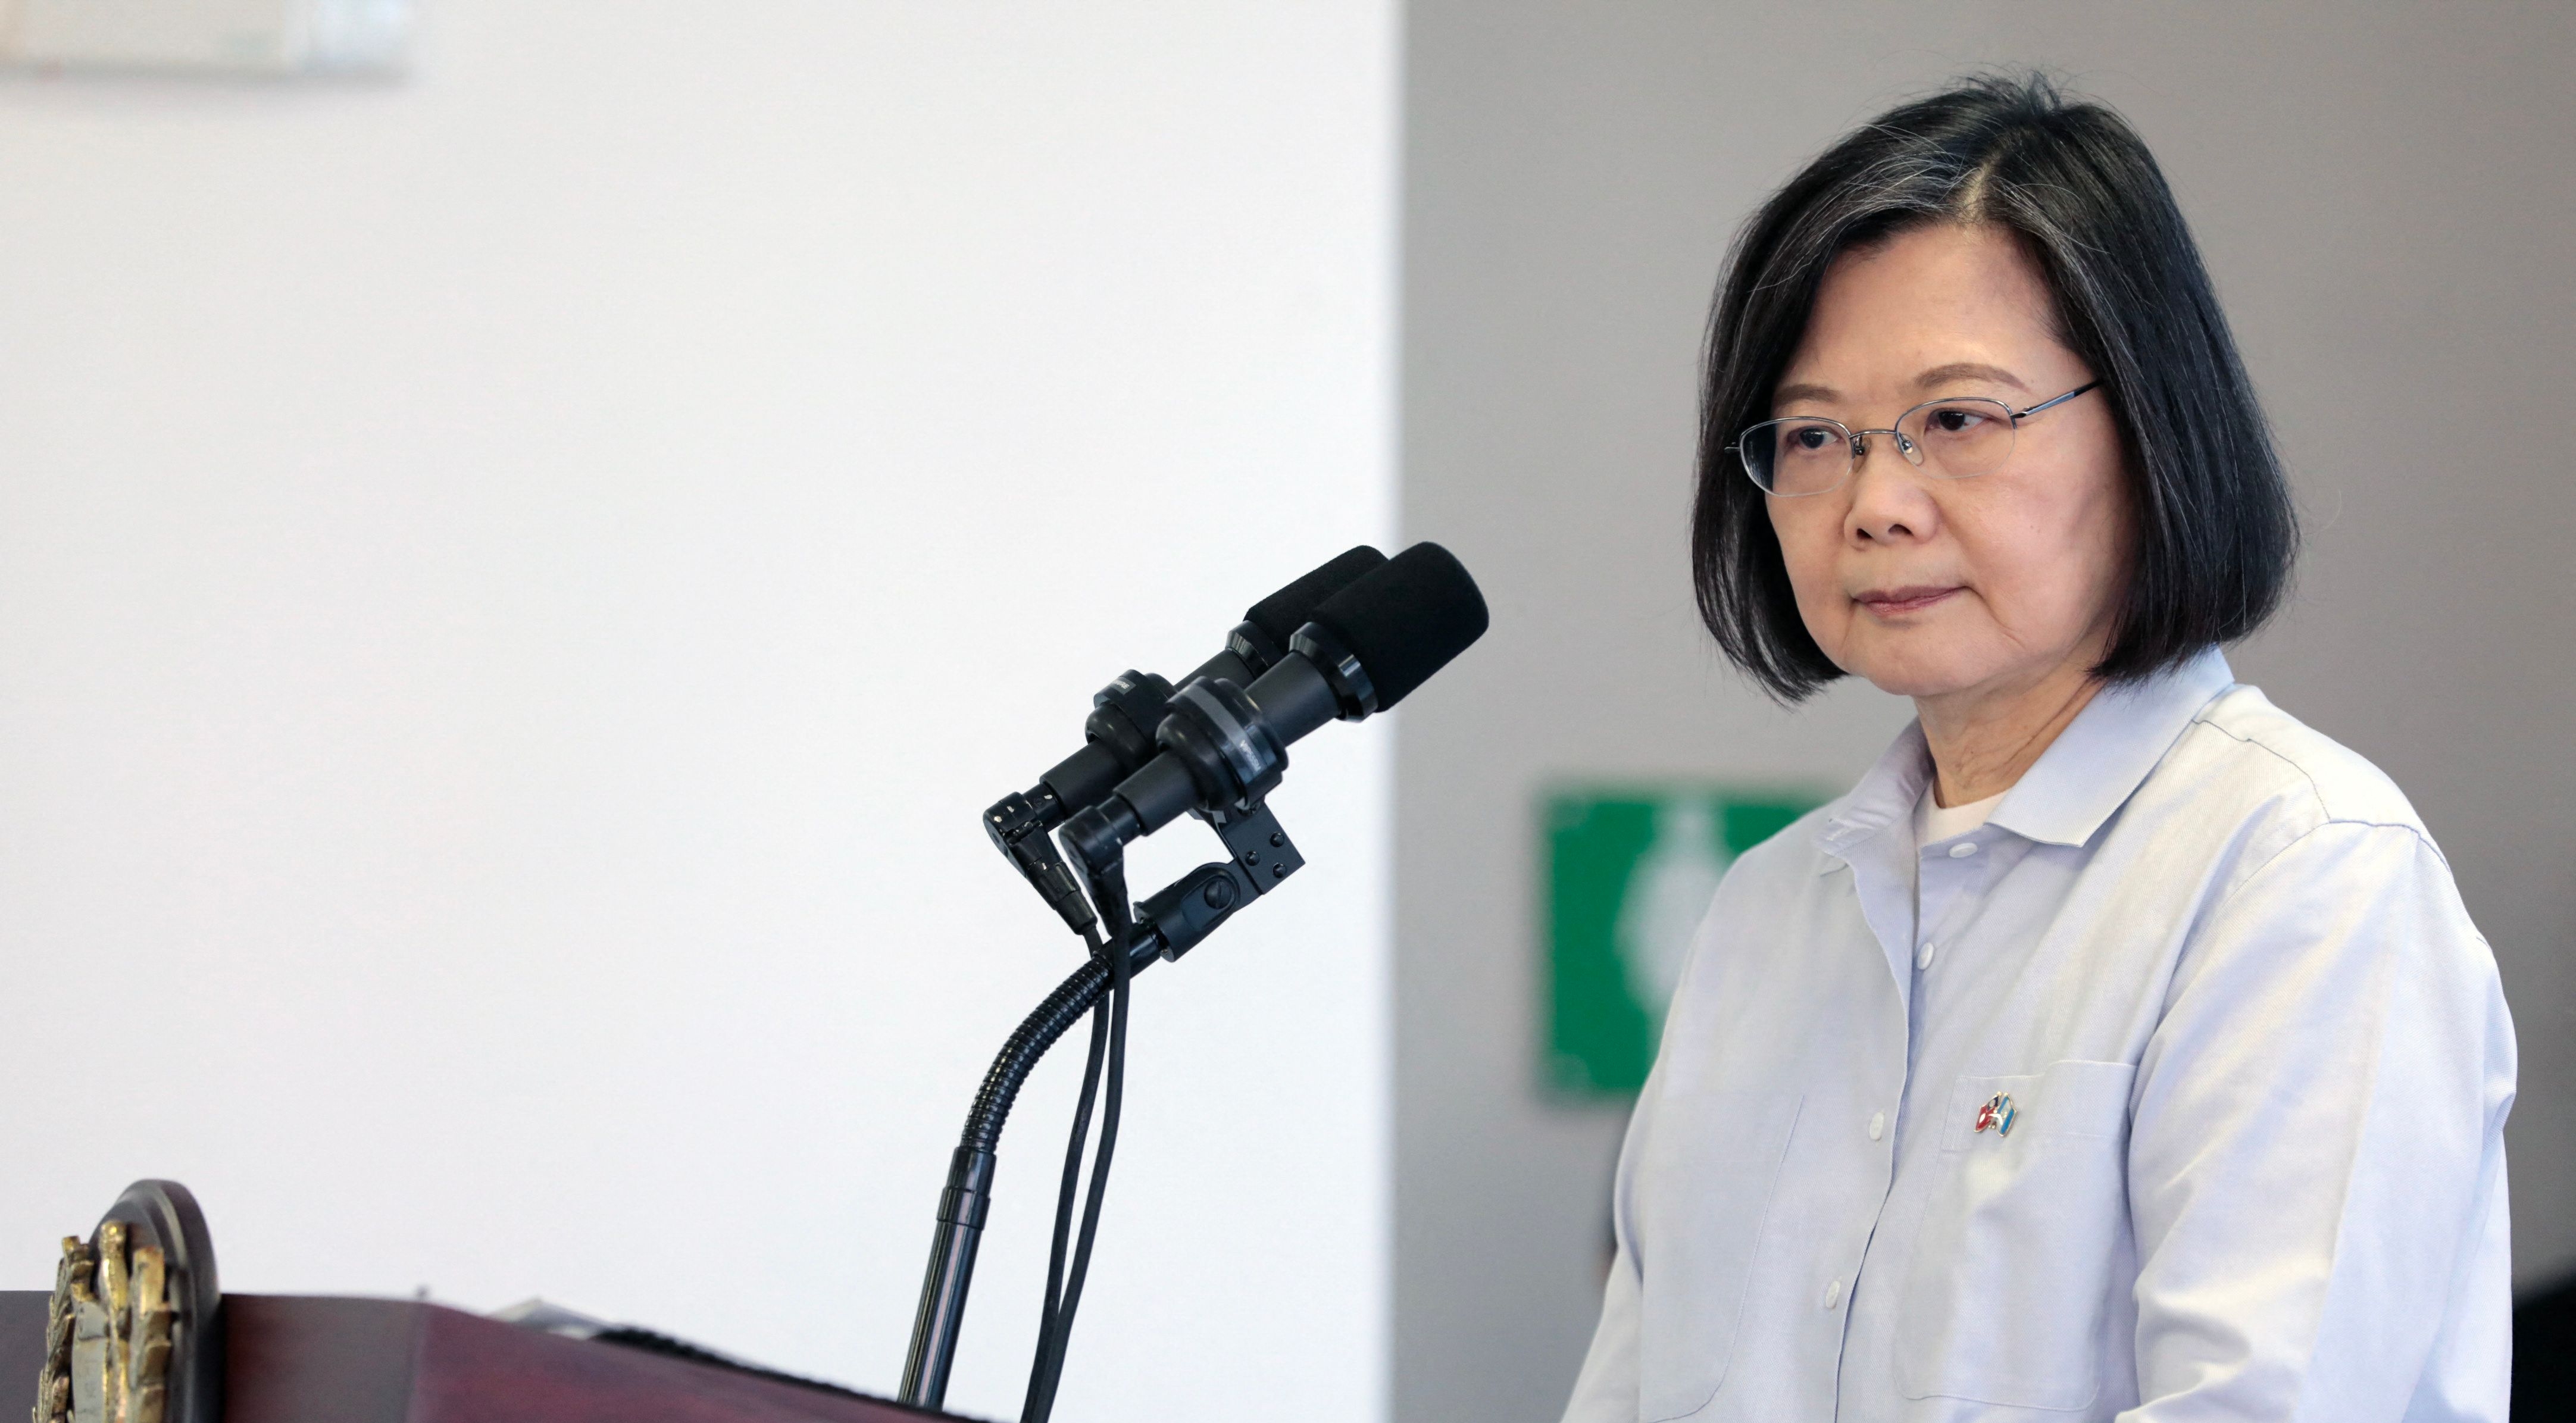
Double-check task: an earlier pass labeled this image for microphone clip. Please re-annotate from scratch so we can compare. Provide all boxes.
[1124,799,1305,965]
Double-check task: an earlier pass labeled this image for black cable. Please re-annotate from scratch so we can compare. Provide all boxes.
[1022,961,1109,1422]
[1023,865,1134,1422]
[1048,1002,1110,1314]
[1049,947,1127,1410]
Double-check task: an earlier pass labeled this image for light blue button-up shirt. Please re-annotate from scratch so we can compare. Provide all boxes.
[1562,649,2515,1422]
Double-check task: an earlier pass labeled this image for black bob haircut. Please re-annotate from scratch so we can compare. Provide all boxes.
[1693,72,2297,701]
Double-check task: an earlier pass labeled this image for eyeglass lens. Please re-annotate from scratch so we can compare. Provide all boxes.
[1742,398,2018,495]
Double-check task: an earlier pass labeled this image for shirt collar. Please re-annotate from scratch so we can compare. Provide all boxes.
[1813,646,2238,862]
[1812,721,1934,866]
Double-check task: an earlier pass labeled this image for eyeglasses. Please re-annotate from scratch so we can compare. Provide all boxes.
[1727,381,2102,497]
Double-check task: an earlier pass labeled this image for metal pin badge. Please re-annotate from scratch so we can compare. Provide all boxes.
[1973,1093,2017,1137]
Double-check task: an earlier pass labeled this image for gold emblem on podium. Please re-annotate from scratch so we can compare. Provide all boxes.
[34,1225,175,1423]
[29,1184,219,1423]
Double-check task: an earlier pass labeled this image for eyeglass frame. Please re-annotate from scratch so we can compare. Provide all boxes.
[1725,380,2103,498]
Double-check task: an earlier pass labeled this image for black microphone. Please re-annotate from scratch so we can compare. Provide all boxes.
[984,546,1388,928]
[1059,542,1487,876]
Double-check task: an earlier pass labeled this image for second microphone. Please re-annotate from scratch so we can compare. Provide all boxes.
[1059,542,1488,877]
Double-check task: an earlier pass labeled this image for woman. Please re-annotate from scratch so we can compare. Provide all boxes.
[1562,75,2513,1422]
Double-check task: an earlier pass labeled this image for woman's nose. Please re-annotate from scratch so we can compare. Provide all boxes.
[1844,437,1937,543]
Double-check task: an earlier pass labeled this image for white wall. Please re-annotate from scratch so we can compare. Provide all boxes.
[0,5,1397,1420]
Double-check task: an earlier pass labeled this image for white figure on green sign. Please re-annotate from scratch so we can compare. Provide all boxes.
[1613,797,1731,1034]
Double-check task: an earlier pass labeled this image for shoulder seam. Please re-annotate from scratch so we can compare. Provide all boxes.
[2188,709,2325,809]
[2214,817,2448,921]
[2188,708,2444,867]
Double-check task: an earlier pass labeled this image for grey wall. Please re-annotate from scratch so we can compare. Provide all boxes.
[1395,5,2576,1419]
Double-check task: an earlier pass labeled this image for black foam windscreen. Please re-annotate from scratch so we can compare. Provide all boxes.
[1242,545,1387,646]
[1305,542,1487,711]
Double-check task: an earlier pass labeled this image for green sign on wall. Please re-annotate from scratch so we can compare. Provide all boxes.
[1543,786,1823,1097]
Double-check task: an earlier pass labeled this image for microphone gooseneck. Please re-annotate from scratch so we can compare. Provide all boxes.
[898,928,1161,1411]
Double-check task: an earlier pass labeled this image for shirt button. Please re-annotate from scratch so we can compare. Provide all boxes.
[1917,940,1937,969]
[1821,1278,1845,1310]
[1948,841,1979,858]
[1868,1111,1886,1141]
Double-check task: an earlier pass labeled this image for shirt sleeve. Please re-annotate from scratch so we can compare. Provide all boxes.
[2123,820,2516,1422]
[1561,1069,1657,1423]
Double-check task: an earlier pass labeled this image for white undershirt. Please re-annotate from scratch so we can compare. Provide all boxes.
[1915,782,2007,846]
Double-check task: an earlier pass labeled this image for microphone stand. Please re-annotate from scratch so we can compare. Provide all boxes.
[898,935,1151,1409]
[896,803,1304,1412]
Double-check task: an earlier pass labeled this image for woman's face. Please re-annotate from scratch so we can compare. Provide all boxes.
[1764,223,2130,703]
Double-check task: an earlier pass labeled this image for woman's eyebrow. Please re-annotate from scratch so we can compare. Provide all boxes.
[1914,362,2030,392]
[1772,380,1837,406]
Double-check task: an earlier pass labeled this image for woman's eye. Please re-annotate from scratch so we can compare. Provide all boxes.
[1786,425,1837,453]
[1928,406,1992,434]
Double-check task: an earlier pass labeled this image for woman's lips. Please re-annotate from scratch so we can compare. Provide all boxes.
[1854,585,1960,616]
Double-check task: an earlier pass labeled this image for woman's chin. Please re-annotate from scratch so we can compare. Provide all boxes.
[1843,649,1993,701]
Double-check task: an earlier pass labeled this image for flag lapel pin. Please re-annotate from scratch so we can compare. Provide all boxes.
[1973,1093,2017,1137]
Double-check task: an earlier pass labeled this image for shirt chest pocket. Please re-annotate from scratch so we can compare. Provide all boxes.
[1634,1089,1803,1422]
[1897,1059,2137,1412]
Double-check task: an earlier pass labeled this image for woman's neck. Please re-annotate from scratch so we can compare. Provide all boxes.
[1914,658,2105,808]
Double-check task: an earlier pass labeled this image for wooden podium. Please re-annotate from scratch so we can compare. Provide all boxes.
[0,1292,965,1422]
[15,1183,973,1422]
